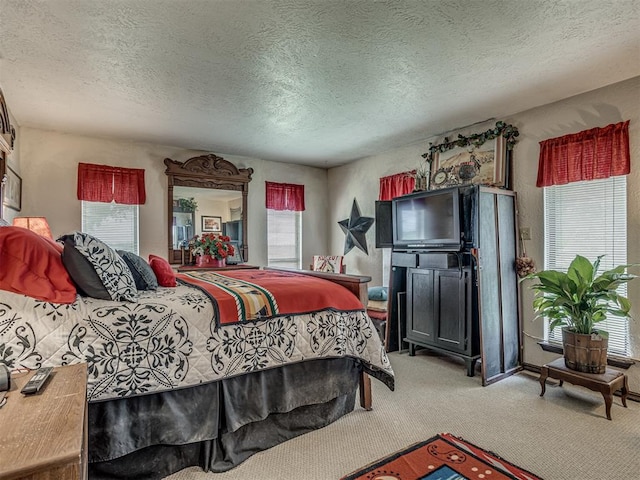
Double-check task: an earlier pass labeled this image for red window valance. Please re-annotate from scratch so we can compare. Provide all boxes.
[77,163,146,205]
[536,120,630,187]
[379,171,415,201]
[265,181,305,211]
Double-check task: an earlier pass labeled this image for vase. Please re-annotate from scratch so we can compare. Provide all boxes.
[196,254,213,267]
[413,176,427,192]
[210,257,226,268]
[196,255,226,268]
[562,328,608,374]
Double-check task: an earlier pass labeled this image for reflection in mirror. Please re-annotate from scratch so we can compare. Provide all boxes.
[165,154,253,264]
[172,186,242,249]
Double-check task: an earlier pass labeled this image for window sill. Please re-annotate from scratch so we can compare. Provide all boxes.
[537,341,634,369]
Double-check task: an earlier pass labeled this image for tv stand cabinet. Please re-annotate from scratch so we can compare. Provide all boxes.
[409,343,480,376]
[391,187,521,386]
[405,265,480,376]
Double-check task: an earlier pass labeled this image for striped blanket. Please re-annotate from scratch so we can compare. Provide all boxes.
[178,269,366,327]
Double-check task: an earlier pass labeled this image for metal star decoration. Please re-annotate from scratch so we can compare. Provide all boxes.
[338,199,374,255]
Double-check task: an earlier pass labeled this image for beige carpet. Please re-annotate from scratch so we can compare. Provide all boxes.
[165,351,640,480]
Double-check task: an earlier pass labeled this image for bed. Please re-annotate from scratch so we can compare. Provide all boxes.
[0,226,394,479]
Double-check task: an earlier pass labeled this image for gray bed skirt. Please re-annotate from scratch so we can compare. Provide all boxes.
[88,357,362,479]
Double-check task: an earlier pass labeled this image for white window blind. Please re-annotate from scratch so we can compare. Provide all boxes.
[543,176,628,355]
[82,201,139,254]
[267,209,301,269]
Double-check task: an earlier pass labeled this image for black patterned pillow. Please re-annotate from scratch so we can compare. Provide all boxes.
[117,250,158,291]
[59,232,138,302]
[61,236,110,300]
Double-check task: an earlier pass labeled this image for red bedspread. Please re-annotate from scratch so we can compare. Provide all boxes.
[177,269,365,326]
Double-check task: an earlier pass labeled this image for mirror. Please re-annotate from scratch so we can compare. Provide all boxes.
[165,154,253,264]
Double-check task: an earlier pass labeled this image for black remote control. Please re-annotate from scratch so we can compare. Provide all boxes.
[21,367,53,395]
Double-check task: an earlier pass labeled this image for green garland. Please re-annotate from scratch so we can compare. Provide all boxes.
[421,121,519,164]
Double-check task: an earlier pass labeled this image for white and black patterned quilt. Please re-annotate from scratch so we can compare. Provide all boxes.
[0,283,394,401]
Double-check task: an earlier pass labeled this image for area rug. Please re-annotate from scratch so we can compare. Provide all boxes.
[340,433,541,480]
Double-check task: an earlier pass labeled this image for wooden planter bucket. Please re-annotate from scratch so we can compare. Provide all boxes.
[562,329,608,374]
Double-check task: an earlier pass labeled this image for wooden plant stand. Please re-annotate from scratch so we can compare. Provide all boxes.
[539,357,628,420]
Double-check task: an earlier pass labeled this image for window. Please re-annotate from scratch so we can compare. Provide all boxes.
[82,201,139,254]
[267,209,301,269]
[543,176,628,355]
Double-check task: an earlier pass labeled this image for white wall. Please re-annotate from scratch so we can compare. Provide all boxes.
[329,76,640,389]
[510,76,640,367]
[328,141,426,284]
[17,128,329,266]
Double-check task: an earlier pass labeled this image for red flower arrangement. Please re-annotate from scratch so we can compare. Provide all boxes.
[190,233,235,259]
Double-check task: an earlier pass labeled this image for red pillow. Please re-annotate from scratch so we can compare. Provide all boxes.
[0,226,77,303]
[148,254,177,287]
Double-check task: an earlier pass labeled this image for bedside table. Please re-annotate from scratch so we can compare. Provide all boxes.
[0,363,88,480]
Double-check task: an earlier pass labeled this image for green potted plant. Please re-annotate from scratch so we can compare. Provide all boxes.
[526,254,636,373]
[177,197,198,212]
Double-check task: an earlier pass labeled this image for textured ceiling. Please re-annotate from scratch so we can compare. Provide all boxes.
[0,0,638,167]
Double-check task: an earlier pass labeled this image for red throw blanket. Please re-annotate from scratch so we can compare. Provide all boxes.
[177,269,365,326]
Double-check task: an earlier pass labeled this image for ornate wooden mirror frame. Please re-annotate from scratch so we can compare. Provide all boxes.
[164,154,253,264]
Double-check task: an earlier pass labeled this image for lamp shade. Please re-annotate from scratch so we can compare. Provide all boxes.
[12,217,53,239]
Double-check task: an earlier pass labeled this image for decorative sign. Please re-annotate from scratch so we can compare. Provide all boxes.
[430,136,506,190]
[422,121,519,190]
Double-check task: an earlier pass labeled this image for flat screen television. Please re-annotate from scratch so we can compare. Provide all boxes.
[392,187,462,251]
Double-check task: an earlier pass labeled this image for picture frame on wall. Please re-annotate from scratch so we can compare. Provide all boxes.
[202,215,222,232]
[2,165,22,211]
[430,136,507,190]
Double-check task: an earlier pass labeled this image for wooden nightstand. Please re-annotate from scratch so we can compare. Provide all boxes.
[0,363,88,480]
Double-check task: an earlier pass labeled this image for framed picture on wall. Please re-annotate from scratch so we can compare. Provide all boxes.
[430,136,507,190]
[2,165,22,211]
[202,215,222,232]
